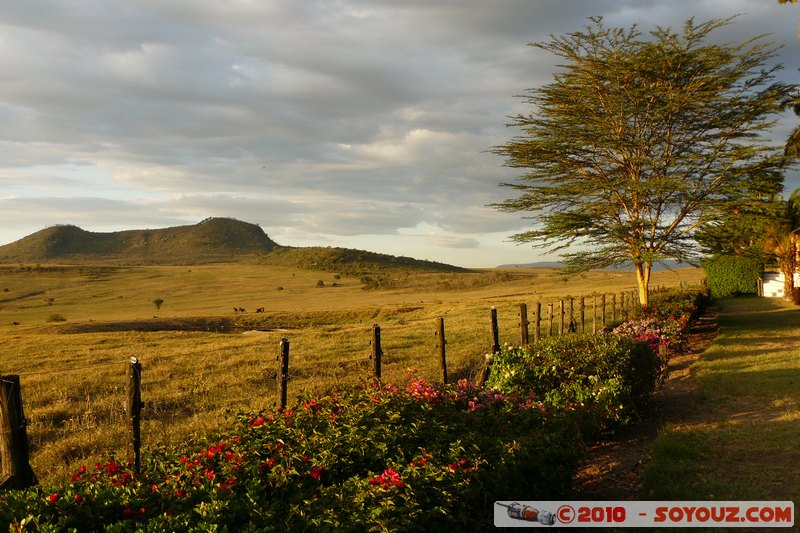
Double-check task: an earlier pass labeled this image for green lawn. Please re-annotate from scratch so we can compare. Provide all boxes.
[642,296,800,501]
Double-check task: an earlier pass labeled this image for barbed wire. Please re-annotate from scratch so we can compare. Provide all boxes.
[3,360,124,377]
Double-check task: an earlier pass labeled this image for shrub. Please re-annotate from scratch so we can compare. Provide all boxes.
[46,313,67,323]
[0,375,583,531]
[703,255,761,298]
[486,335,662,436]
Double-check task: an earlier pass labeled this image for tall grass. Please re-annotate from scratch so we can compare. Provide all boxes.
[0,262,703,484]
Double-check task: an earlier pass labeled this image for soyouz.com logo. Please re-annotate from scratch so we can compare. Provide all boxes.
[493,501,795,528]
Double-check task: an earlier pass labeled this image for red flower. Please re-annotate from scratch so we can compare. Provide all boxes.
[73,494,84,504]
[175,489,187,498]
[48,493,59,504]
[219,476,237,491]
[248,416,266,428]
[368,468,405,489]
[204,468,216,482]
[309,466,324,479]
[262,457,277,471]
[104,461,120,476]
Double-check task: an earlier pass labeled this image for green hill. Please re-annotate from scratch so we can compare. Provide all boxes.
[0,218,466,274]
[0,218,278,264]
[261,246,466,278]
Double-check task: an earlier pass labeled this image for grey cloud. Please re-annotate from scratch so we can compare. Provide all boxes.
[0,1,798,265]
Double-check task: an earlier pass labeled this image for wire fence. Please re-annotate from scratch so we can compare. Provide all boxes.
[1,286,652,488]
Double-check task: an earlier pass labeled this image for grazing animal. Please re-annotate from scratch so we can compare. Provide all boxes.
[233,307,239,313]
[239,307,246,313]
[256,307,265,313]
[12,321,19,326]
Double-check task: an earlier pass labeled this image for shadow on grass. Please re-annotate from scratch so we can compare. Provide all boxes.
[642,419,800,500]
[641,296,800,502]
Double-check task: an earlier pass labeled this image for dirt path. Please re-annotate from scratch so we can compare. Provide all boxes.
[571,308,719,499]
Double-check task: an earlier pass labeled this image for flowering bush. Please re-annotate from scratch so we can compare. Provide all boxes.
[485,335,662,436]
[0,374,583,531]
[616,286,708,361]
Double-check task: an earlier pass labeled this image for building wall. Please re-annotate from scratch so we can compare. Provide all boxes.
[762,272,800,298]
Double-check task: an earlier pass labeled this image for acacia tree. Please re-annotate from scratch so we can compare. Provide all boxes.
[493,16,792,306]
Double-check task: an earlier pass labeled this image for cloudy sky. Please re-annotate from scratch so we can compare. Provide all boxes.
[1,1,799,267]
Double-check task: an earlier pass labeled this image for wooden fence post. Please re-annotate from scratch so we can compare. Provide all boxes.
[126,358,143,475]
[481,308,501,387]
[557,300,564,335]
[371,325,382,379]
[0,375,37,490]
[620,291,626,320]
[601,294,607,327]
[278,339,290,408]
[568,298,575,333]
[519,303,529,346]
[548,303,554,337]
[592,294,598,333]
[479,353,493,387]
[490,308,500,354]
[611,293,617,323]
[437,317,447,384]
[533,302,541,343]
[579,296,586,333]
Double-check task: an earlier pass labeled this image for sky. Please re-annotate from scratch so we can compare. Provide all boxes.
[1,1,799,268]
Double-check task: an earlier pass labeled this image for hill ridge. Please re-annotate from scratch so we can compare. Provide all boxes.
[0,218,277,264]
[0,218,466,273]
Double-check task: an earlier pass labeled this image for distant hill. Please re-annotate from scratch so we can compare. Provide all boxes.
[496,259,698,271]
[0,218,278,264]
[0,218,466,274]
[261,246,466,275]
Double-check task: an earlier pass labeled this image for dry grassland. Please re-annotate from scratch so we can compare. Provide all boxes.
[0,262,704,484]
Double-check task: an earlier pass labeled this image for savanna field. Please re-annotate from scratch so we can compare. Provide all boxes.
[0,261,708,529]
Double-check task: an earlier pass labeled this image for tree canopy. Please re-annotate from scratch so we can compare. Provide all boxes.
[493,16,794,305]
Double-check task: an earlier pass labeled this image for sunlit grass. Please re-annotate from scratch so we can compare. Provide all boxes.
[0,262,703,484]
[642,296,800,501]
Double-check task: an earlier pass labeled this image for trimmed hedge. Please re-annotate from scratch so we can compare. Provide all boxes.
[703,255,762,298]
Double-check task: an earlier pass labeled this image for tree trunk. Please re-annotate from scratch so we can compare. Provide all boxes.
[634,261,651,307]
[781,237,797,302]
[781,262,795,302]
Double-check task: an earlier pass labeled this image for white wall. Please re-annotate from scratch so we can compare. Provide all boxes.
[762,272,800,298]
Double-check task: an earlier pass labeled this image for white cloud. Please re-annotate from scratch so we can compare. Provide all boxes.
[0,0,798,267]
